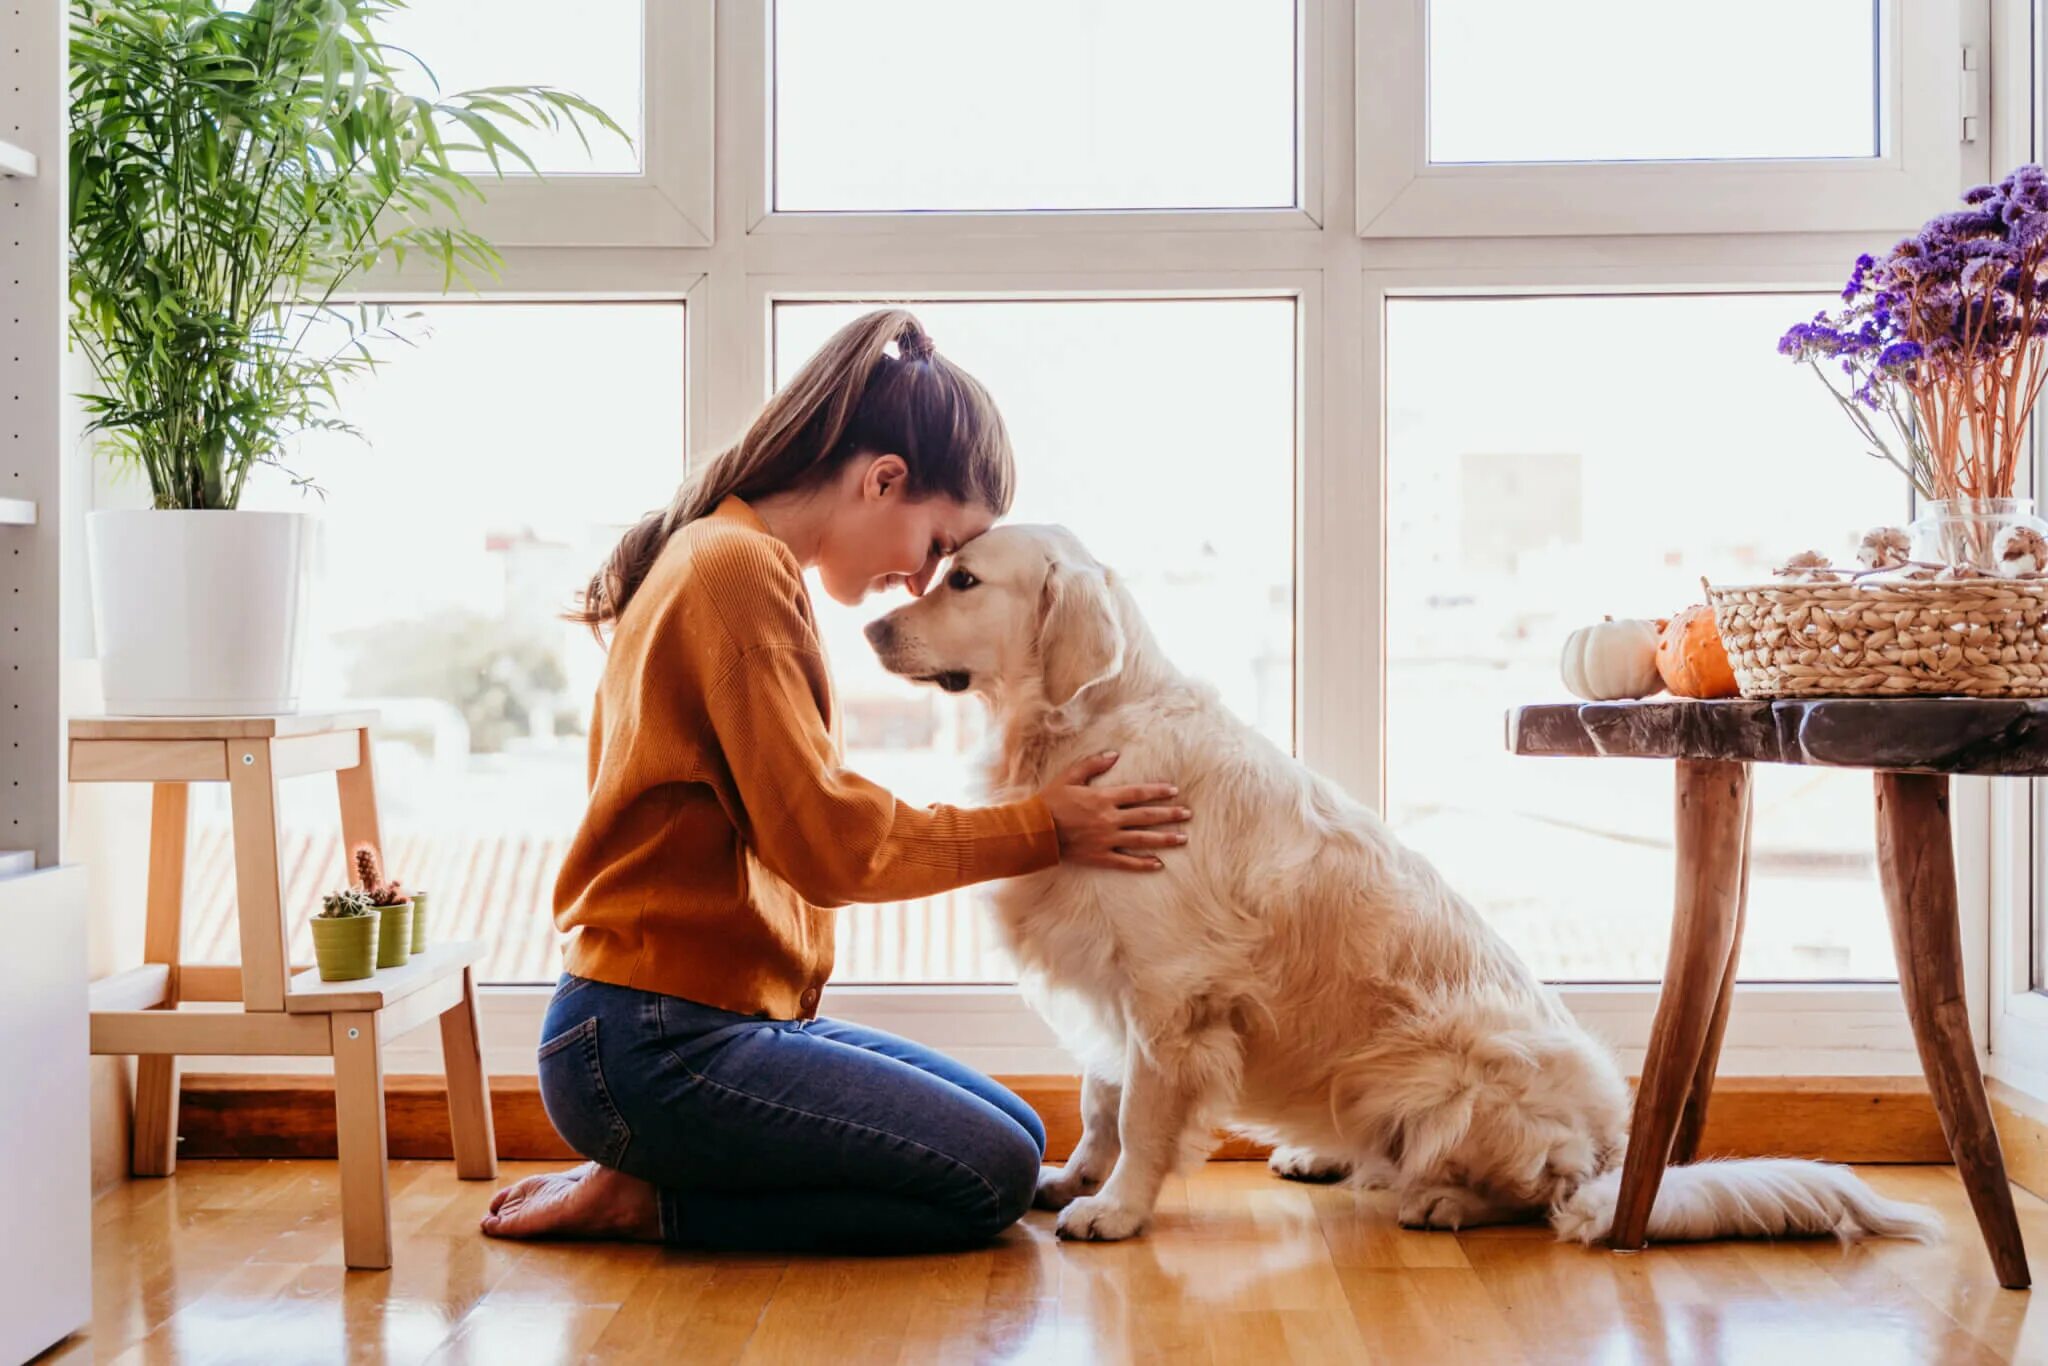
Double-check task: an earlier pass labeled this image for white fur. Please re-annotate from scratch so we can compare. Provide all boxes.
[869,525,1941,1248]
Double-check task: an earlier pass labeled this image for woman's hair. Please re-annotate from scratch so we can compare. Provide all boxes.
[569,308,1015,637]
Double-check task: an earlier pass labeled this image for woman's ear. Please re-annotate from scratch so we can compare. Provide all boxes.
[1037,557,1126,707]
[863,452,909,499]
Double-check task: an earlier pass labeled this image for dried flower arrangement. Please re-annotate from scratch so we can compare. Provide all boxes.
[1780,164,2048,502]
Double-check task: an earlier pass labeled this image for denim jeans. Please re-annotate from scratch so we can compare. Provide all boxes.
[535,974,1047,1252]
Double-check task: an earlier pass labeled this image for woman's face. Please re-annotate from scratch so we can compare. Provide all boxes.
[815,455,997,606]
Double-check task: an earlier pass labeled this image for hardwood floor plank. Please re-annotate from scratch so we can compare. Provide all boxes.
[58,1159,2048,1364]
[582,1261,786,1366]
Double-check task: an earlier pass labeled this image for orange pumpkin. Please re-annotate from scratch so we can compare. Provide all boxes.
[1656,606,1739,699]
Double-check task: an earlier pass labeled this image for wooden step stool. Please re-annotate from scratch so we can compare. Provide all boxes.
[71,712,498,1270]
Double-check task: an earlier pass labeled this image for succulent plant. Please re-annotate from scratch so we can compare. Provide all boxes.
[318,888,373,919]
[353,845,409,907]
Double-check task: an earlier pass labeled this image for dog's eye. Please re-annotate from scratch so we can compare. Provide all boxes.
[946,568,980,592]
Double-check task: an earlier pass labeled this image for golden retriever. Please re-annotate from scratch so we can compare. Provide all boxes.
[864,524,1939,1247]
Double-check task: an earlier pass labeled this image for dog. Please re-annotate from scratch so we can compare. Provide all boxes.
[863,524,1940,1247]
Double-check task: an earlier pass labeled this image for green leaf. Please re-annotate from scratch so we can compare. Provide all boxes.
[67,0,628,507]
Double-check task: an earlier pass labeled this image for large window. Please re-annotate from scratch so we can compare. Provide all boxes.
[195,304,686,984]
[776,299,1297,982]
[381,0,645,174]
[1427,1,1881,165]
[772,0,1297,211]
[1385,293,1903,981]
[1363,0,1960,236]
[120,0,1990,1081]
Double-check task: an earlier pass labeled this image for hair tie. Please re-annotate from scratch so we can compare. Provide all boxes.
[899,331,937,362]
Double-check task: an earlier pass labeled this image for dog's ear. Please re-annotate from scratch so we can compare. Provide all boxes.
[1037,556,1126,708]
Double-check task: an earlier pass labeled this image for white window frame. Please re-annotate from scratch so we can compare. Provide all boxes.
[184,0,2011,1083]
[1983,0,2048,1103]
[742,0,1327,234]
[1358,0,1975,238]
[448,0,714,248]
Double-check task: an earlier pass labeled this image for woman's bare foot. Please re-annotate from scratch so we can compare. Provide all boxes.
[479,1161,662,1242]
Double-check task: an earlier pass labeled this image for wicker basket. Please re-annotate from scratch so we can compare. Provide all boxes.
[1708,577,2048,698]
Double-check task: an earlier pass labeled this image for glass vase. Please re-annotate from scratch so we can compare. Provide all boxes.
[1908,497,2048,576]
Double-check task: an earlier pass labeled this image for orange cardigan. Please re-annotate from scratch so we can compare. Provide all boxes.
[554,496,1058,1018]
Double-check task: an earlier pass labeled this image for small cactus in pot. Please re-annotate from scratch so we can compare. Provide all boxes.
[354,845,413,969]
[311,888,378,982]
[408,887,431,954]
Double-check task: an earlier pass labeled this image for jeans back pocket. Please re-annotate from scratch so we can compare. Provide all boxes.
[536,1015,633,1169]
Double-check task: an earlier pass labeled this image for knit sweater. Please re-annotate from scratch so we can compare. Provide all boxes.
[554,496,1059,1018]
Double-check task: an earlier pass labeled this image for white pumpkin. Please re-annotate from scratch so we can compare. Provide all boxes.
[1560,617,1664,701]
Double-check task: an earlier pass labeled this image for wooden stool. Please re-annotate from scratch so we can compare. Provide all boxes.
[71,712,498,1270]
[1511,697,2035,1289]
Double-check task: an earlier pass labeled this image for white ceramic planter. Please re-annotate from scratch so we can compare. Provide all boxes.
[87,509,314,716]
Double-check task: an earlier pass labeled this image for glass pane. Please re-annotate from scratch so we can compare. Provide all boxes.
[773,0,1295,211]
[775,299,1296,980]
[380,0,643,174]
[1428,0,1880,164]
[189,304,686,984]
[1386,294,1903,982]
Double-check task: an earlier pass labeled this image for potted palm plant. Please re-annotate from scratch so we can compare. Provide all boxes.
[68,0,621,715]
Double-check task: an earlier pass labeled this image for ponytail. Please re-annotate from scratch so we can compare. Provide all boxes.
[569,308,1014,639]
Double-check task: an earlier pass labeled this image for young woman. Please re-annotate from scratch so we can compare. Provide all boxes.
[481,309,1189,1252]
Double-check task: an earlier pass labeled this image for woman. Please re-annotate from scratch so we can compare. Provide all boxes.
[481,309,1189,1251]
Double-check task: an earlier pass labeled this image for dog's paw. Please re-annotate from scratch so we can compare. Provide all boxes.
[1397,1187,1483,1231]
[1033,1164,1099,1212]
[1055,1195,1149,1242]
[1267,1145,1351,1185]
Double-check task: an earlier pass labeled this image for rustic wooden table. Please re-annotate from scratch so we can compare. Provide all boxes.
[1510,697,2033,1288]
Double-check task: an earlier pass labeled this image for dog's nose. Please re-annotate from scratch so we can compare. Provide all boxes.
[864,617,895,651]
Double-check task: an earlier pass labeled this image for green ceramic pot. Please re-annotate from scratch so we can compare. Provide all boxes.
[409,890,430,954]
[375,901,413,969]
[311,914,377,982]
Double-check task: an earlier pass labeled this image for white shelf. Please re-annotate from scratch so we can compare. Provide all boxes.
[0,140,35,178]
[0,499,35,526]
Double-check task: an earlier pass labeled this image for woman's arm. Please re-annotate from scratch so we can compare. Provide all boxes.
[704,643,1186,905]
[705,641,1051,905]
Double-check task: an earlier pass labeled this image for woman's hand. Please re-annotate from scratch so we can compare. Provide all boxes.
[1039,751,1190,872]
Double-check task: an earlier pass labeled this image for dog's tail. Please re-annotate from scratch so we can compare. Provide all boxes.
[1548,1157,1942,1246]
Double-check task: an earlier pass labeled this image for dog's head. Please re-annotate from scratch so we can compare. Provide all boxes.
[863,524,1126,709]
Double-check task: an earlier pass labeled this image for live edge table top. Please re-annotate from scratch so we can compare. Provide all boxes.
[1508,697,2048,777]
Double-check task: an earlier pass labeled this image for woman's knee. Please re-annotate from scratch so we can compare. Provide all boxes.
[958,1117,1044,1240]
[1009,1095,1048,1157]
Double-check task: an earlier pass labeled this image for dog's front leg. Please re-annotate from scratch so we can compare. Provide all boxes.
[1035,1070,1123,1210]
[1055,1046,1204,1242]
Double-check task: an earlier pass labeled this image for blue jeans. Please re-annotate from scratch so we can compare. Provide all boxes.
[535,974,1047,1252]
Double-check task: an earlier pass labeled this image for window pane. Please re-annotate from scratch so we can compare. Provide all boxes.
[380,0,643,174]
[194,305,686,984]
[1428,1,1880,164]
[1387,294,1902,982]
[776,299,1296,980]
[773,1,1295,211]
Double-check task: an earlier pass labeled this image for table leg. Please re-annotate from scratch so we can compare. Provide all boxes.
[1875,772,2030,1290]
[1671,783,1753,1165]
[1611,758,1751,1250]
[133,782,188,1177]
[332,1010,393,1271]
[439,966,498,1180]
[226,740,290,1013]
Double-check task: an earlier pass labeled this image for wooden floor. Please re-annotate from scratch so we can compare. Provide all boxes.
[49,1160,2048,1364]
